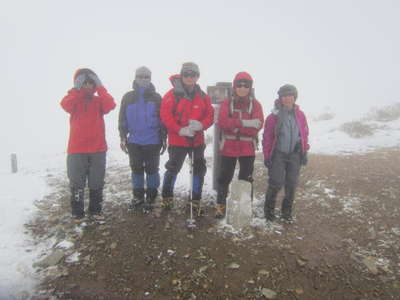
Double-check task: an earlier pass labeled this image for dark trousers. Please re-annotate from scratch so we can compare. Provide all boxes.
[217,155,255,205]
[165,145,206,176]
[268,151,301,188]
[67,152,106,190]
[266,150,301,217]
[127,143,161,175]
[162,145,207,199]
[67,152,106,217]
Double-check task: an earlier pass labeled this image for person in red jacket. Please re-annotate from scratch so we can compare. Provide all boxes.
[61,68,116,222]
[160,62,214,213]
[215,72,264,218]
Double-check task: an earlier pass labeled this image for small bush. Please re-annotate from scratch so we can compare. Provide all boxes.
[314,112,335,122]
[368,103,400,122]
[340,121,375,138]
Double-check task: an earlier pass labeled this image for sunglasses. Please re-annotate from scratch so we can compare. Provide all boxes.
[182,71,199,78]
[136,76,150,79]
[236,83,250,89]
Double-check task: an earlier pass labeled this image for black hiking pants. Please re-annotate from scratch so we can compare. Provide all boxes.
[217,155,255,205]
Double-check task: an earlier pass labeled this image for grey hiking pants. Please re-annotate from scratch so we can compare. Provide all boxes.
[268,150,301,189]
[67,152,106,190]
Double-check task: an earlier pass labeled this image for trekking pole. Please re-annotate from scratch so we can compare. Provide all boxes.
[186,138,196,229]
[249,176,254,220]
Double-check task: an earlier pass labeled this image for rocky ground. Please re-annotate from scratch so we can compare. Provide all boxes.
[26,149,400,300]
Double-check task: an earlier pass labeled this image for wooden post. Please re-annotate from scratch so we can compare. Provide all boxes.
[207,82,232,191]
[11,153,18,173]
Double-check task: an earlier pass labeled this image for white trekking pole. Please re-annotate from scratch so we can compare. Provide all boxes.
[186,138,196,229]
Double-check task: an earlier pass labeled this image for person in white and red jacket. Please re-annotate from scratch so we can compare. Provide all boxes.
[215,72,264,218]
[160,62,214,213]
[61,68,116,222]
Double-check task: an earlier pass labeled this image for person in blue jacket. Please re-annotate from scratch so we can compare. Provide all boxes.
[118,66,167,211]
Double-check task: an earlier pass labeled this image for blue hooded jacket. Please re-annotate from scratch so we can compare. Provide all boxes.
[118,82,165,145]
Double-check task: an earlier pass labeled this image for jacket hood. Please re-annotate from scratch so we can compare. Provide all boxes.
[233,72,253,86]
[132,81,156,93]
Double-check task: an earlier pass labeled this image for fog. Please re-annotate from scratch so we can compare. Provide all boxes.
[1,0,399,162]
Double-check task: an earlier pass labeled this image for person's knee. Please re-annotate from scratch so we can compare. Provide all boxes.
[268,179,283,191]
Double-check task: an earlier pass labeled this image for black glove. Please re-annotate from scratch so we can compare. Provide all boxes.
[120,138,128,154]
[160,139,167,155]
[301,152,308,166]
[264,159,272,169]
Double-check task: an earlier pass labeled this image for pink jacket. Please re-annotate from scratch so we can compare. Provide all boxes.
[218,96,264,157]
[262,99,309,160]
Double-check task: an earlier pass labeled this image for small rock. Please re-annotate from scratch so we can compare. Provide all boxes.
[33,250,65,268]
[258,269,269,276]
[362,257,379,275]
[297,258,307,267]
[199,265,208,273]
[261,288,277,299]
[226,262,240,269]
[172,279,180,285]
[110,242,117,250]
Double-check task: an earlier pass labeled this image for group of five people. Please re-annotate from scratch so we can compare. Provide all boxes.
[60,62,309,225]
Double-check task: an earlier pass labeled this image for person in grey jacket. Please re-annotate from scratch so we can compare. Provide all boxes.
[262,84,310,223]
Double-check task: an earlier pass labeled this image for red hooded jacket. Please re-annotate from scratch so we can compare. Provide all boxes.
[218,72,264,157]
[218,96,264,156]
[61,87,116,153]
[160,75,214,147]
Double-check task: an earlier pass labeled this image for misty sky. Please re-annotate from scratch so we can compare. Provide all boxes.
[1,0,399,158]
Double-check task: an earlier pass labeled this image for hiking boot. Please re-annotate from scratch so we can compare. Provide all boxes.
[91,214,105,221]
[264,185,279,222]
[72,215,86,223]
[190,200,204,216]
[215,204,226,219]
[161,197,173,209]
[142,199,153,213]
[129,198,144,210]
[265,211,276,222]
[280,215,294,224]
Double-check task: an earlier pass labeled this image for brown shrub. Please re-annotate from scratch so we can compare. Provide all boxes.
[340,121,376,138]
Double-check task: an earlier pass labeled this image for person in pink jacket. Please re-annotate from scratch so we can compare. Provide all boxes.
[215,72,264,218]
[262,84,309,223]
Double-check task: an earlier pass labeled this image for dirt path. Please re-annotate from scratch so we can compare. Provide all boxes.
[29,149,400,299]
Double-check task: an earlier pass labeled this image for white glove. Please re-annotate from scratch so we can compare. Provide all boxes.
[178,126,195,137]
[189,119,203,131]
[242,119,261,129]
[87,73,103,87]
[74,73,86,90]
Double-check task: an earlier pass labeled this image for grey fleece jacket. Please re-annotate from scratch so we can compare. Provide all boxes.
[274,106,300,154]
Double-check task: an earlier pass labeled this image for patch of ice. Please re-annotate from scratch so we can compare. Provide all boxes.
[65,252,80,263]
[55,240,73,250]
